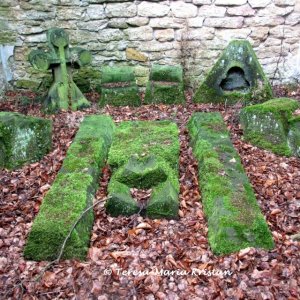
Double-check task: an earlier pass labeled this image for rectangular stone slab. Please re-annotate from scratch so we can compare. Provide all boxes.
[0,112,52,170]
[188,112,274,255]
[24,115,115,261]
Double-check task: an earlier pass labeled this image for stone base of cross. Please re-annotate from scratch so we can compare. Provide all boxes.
[29,28,92,113]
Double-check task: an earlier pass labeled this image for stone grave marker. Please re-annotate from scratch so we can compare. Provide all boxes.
[29,28,92,112]
[194,40,273,104]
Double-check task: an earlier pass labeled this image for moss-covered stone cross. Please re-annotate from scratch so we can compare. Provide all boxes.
[29,28,92,112]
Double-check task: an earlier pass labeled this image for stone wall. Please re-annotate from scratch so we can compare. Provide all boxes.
[1,0,300,92]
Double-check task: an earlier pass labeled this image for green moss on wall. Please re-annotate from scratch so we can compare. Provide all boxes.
[188,112,274,255]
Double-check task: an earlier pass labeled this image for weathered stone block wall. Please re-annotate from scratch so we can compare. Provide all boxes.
[0,0,300,92]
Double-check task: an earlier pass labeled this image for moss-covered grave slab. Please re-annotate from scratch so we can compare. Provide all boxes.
[99,66,141,107]
[24,115,115,261]
[188,112,274,255]
[106,120,180,219]
[240,98,300,157]
[288,116,300,157]
[194,40,273,104]
[29,28,92,113]
[144,65,185,105]
[0,112,52,170]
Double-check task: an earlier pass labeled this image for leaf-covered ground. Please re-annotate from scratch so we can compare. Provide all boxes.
[0,87,299,299]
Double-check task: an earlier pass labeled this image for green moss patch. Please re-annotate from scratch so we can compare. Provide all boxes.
[193,40,273,105]
[0,112,52,170]
[99,66,141,107]
[106,121,180,219]
[188,112,274,255]
[240,98,300,156]
[144,65,185,105]
[24,115,115,261]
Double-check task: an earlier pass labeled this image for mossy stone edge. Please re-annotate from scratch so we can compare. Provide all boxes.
[24,115,115,261]
[188,112,274,255]
[0,112,52,170]
[240,98,300,157]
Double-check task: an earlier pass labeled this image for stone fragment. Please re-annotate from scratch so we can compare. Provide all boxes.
[99,66,141,107]
[98,29,123,42]
[204,17,244,28]
[108,18,128,29]
[126,48,148,62]
[198,5,226,17]
[144,64,185,104]
[274,0,295,6]
[258,4,294,16]
[244,16,284,27]
[126,16,149,26]
[29,28,92,112]
[248,0,271,8]
[138,2,170,17]
[155,29,175,42]
[149,18,185,29]
[170,1,197,18]
[0,112,52,170]
[124,26,153,41]
[240,98,299,156]
[106,3,137,17]
[215,0,247,5]
[227,4,256,16]
[86,4,105,20]
[193,0,212,4]
[187,17,204,28]
[194,40,273,104]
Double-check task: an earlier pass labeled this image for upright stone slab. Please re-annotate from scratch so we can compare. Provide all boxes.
[240,98,300,157]
[194,40,273,104]
[0,112,52,170]
[288,116,300,157]
[106,121,180,219]
[24,115,115,261]
[29,28,92,113]
[144,65,185,105]
[188,112,274,255]
[99,66,141,107]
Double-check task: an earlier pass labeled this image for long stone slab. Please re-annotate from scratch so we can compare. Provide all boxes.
[188,112,274,255]
[24,115,115,261]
